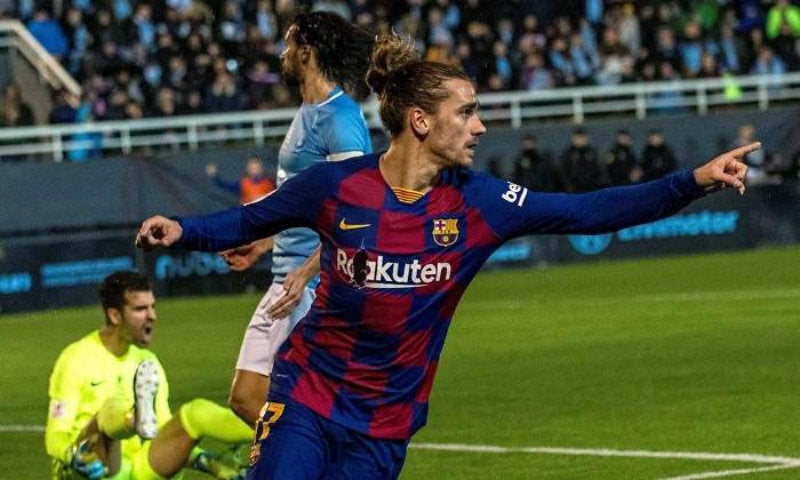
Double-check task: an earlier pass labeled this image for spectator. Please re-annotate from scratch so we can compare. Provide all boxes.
[521,52,554,90]
[512,133,563,192]
[650,61,687,113]
[604,129,642,186]
[678,20,704,77]
[150,87,179,117]
[698,52,722,78]
[734,124,773,185]
[253,0,279,42]
[205,71,244,113]
[617,2,642,57]
[125,101,144,120]
[49,89,79,124]
[641,129,678,181]
[245,59,281,109]
[560,127,602,192]
[751,46,787,75]
[766,0,800,40]
[205,155,276,205]
[62,7,90,75]
[27,6,69,59]
[719,24,742,73]
[67,102,103,162]
[129,2,156,53]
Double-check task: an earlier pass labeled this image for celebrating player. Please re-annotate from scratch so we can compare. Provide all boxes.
[46,271,251,479]
[136,33,754,479]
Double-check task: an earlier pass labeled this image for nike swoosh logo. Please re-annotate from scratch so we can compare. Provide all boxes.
[90,381,103,387]
[339,218,371,231]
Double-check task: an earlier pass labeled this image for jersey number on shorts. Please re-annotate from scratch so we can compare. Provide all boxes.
[250,402,286,466]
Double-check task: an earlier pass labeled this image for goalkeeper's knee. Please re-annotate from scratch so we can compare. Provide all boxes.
[96,395,134,440]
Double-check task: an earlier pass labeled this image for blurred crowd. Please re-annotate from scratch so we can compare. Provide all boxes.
[499,123,800,192]
[5,0,800,127]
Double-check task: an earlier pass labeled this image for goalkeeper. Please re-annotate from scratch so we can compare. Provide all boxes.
[45,271,253,479]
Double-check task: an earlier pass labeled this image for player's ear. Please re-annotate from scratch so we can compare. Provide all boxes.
[409,107,430,137]
[106,307,122,326]
[299,45,312,64]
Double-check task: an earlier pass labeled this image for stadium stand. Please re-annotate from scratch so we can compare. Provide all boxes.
[5,0,800,124]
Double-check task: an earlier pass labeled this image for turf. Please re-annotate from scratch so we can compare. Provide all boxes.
[1,246,798,479]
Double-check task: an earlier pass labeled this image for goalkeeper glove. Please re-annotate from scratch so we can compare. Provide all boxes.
[191,450,245,480]
[67,439,107,479]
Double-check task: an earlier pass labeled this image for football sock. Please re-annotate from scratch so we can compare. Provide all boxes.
[178,398,253,444]
[96,395,134,440]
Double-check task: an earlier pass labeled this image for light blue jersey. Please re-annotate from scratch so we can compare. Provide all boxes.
[272,87,372,285]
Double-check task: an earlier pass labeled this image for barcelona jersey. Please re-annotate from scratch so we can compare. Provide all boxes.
[176,153,704,440]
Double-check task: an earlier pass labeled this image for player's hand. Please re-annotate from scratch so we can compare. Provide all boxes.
[135,215,183,251]
[268,269,309,319]
[68,440,107,479]
[220,238,273,271]
[694,142,758,195]
[205,163,217,177]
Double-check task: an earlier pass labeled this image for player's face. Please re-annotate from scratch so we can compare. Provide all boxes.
[427,79,486,168]
[118,290,157,348]
[280,25,301,87]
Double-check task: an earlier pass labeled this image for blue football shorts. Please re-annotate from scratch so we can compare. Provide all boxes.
[246,397,408,479]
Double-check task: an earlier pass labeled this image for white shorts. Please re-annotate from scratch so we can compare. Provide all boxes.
[235,282,315,376]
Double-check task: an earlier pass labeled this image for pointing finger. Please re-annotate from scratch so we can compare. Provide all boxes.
[729,141,761,159]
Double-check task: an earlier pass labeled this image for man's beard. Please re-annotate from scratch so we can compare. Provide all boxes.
[281,65,300,87]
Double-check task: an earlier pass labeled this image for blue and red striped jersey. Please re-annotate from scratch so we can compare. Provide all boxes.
[176,153,704,439]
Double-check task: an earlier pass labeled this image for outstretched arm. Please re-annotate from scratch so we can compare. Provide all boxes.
[475,142,757,240]
[136,163,328,252]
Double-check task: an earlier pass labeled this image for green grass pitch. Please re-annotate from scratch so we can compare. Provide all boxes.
[1,247,798,479]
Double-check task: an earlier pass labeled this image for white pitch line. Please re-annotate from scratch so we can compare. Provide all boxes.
[409,443,800,465]
[461,286,800,311]
[657,463,800,480]
[0,425,45,433]
[8,426,800,479]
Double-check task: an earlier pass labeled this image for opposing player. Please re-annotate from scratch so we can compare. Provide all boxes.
[46,271,251,479]
[136,34,754,479]
[223,11,374,427]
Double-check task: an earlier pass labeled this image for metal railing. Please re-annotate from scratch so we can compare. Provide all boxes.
[0,19,81,96]
[1,72,798,161]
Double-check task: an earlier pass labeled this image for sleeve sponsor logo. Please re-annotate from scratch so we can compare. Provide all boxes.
[50,400,67,419]
[502,182,528,207]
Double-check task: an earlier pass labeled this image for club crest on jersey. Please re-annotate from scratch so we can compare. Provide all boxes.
[432,218,459,247]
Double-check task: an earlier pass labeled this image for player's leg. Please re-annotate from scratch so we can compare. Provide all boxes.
[229,369,270,427]
[246,398,327,480]
[58,361,160,479]
[230,283,314,425]
[146,398,252,477]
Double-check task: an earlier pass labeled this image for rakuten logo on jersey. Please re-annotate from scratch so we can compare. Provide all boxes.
[336,248,452,288]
